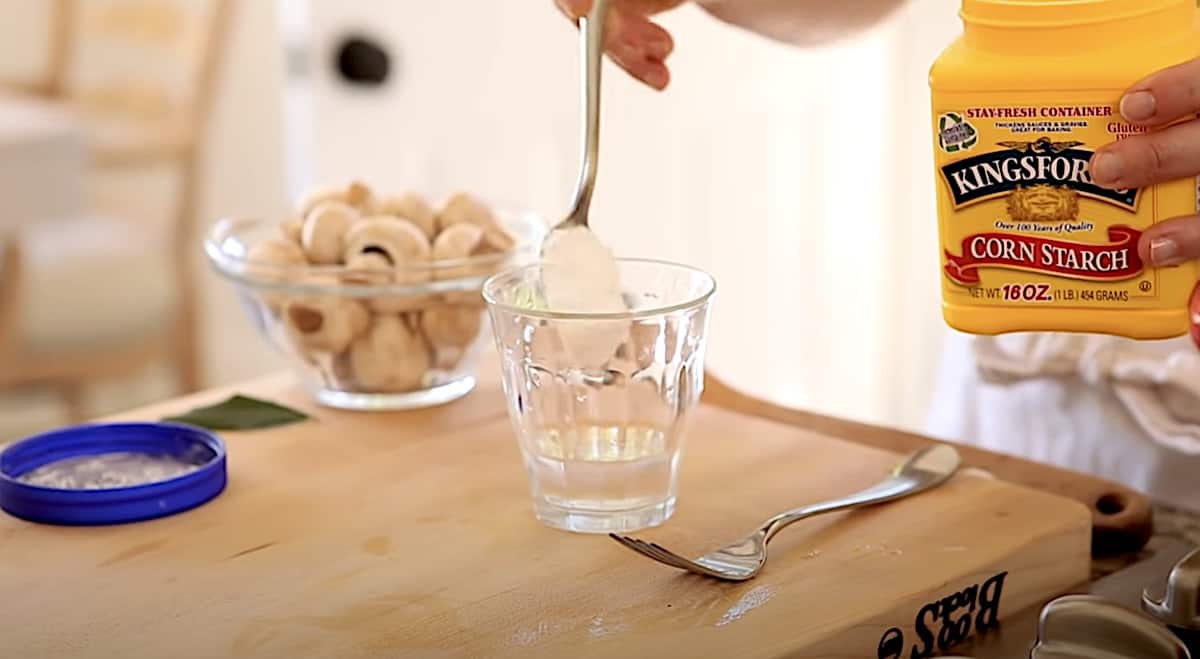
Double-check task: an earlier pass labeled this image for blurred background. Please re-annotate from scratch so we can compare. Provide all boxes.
[0,0,959,442]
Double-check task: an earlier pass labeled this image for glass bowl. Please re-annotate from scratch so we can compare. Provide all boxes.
[204,207,544,410]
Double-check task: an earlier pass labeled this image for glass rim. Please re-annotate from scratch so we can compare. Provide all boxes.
[482,257,717,321]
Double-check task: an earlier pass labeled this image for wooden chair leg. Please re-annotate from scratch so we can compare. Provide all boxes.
[45,0,74,97]
[166,0,232,395]
[173,298,202,394]
[171,155,203,395]
[59,382,87,423]
[0,236,21,361]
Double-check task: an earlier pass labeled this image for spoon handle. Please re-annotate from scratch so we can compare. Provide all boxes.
[565,0,608,228]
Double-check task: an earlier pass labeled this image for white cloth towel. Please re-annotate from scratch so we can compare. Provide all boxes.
[925,331,1200,512]
[970,334,1200,456]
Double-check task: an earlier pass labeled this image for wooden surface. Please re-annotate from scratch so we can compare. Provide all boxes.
[704,374,1154,556]
[0,375,1092,658]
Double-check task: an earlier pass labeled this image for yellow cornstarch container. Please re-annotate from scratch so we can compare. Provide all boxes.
[930,0,1200,339]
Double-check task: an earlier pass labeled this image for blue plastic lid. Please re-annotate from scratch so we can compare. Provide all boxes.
[0,422,227,526]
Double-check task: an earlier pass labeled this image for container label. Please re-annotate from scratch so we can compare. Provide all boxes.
[944,226,1143,285]
[934,98,1192,311]
[939,140,1140,209]
[937,112,978,153]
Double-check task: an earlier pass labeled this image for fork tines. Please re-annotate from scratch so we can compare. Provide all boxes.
[609,533,691,570]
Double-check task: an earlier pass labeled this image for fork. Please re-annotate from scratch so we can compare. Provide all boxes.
[609,444,962,581]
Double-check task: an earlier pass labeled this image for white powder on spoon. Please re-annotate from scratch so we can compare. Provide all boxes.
[540,226,631,368]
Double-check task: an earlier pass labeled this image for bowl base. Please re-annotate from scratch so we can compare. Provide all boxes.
[309,377,476,411]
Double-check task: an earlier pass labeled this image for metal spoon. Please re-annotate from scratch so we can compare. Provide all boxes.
[539,0,638,309]
[544,0,609,246]
[610,444,962,581]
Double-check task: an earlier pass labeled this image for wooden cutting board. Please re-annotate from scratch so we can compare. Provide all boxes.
[703,374,1154,556]
[0,375,1091,659]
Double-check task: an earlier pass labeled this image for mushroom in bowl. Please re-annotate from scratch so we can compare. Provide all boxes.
[205,181,544,410]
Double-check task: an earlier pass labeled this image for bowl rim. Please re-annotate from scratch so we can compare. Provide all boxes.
[204,208,545,297]
[482,257,718,321]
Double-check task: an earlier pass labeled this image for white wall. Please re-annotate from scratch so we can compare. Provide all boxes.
[196,0,291,387]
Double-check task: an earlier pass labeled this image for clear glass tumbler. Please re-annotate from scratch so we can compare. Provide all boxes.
[483,258,716,533]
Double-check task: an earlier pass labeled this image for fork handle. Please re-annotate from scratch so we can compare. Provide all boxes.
[761,475,932,542]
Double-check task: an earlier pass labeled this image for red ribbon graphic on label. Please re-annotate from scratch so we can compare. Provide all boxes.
[944,226,1143,286]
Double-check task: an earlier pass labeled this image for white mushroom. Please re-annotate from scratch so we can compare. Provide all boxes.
[368,291,437,314]
[348,315,431,392]
[343,217,434,313]
[280,216,304,247]
[435,192,488,232]
[302,201,359,265]
[246,237,306,272]
[339,251,433,315]
[245,238,307,311]
[420,305,484,371]
[331,351,358,390]
[296,186,343,219]
[297,180,378,218]
[431,222,488,280]
[341,251,393,286]
[282,296,370,355]
[343,180,378,214]
[379,191,437,241]
[400,311,423,336]
[480,225,516,253]
[344,217,430,274]
[435,192,516,252]
[440,290,486,307]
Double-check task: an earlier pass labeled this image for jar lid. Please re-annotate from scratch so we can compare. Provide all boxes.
[0,422,227,525]
[961,0,1188,28]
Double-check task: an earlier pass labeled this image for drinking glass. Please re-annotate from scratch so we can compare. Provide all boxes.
[483,258,716,533]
